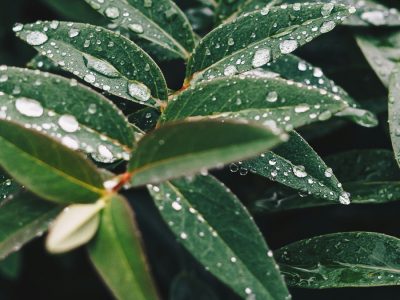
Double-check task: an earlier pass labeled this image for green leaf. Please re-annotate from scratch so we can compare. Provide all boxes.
[259,54,378,127]
[0,67,134,163]
[0,190,60,259]
[0,252,22,280]
[215,0,275,23]
[148,175,290,299]
[356,30,400,87]
[46,200,105,254]
[128,120,285,187]
[276,232,400,288]
[161,76,349,130]
[0,172,21,200]
[85,0,196,61]
[88,194,159,300]
[0,119,105,204]
[286,0,400,27]
[186,3,353,82]
[170,272,219,300]
[16,21,168,106]
[251,149,400,213]
[27,54,60,73]
[128,107,160,132]
[239,131,349,204]
[389,64,400,168]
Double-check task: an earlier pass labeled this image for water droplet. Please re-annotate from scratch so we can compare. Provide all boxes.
[321,3,334,16]
[97,145,114,161]
[266,91,278,103]
[279,40,298,54]
[15,97,44,117]
[228,38,235,46]
[339,192,351,205]
[267,250,273,257]
[180,232,188,239]
[361,11,385,26]
[58,115,79,133]
[293,165,307,178]
[26,31,48,46]
[62,136,79,150]
[294,104,310,113]
[88,104,97,114]
[105,7,120,19]
[128,82,151,102]
[324,168,333,178]
[252,48,271,68]
[320,21,336,33]
[128,23,144,34]
[84,74,96,84]
[68,28,80,38]
[298,61,307,71]
[224,65,238,76]
[83,54,120,78]
[172,201,182,211]
[12,23,23,32]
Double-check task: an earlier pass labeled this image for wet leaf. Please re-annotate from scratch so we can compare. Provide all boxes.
[128,120,285,187]
[85,0,196,60]
[88,194,159,300]
[356,30,400,87]
[148,175,290,299]
[0,119,105,204]
[186,3,353,82]
[46,200,105,254]
[216,0,275,22]
[161,76,349,130]
[389,64,400,168]
[276,232,400,288]
[286,0,400,27]
[239,131,349,204]
[251,149,400,213]
[16,21,168,106]
[0,190,60,259]
[0,67,134,163]
[259,54,378,127]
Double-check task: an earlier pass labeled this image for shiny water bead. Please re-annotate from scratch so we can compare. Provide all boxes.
[15,97,44,117]
[320,21,336,33]
[128,23,144,34]
[26,31,48,46]
[84,54,120,78]
[105,7,120,19]
[224,65,238,76]
[279,40,298,54]
[58,115,79,133]
[361,11,386,26]
[252,48,271,68]
[128,82,151,102]
[266,91,278,103]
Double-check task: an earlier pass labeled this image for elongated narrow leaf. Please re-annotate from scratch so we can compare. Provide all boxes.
[239,131,349,204]
[128,120,285,187]
[148,175,290,299]
[251,149,400,213]
[16,21,168,106]
[286,0,400,26]
[88,194,159,300]
[46,200,105,254]
[161,76,348,130]
[0,190,61,259]
[216,0,274,22]
[0,67,134,162]
[389,64,400,167]
[186,3,353,82]
[258,54,378,127]
[85,0,196,61]
[356,31,400,87]
[276,232,400,288]
[0,120,105,204]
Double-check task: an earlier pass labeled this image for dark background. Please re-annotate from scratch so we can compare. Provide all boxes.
[0,0,399,299]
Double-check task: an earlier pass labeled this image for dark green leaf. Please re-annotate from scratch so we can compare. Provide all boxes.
[240,131,349,204]
[251,149,400,213]
[0,67,134,162]
[390,64,400,167]
[260,54,378,127]
[0,190,60,259]
[128,107,160,132]
[128,120,285,187]
[170,272,219,300]
[85,0,196,60]
[215,0,275,22]
[356,30,400,87]
[286,0,400,26]
[88,194,159,300]
[148,175,290,299]
[16,21,168,106]
[161,76,349,130]
[0,252,22,280]
[0,119,105,204]
[186,3,353,82]
[276,232,400,288]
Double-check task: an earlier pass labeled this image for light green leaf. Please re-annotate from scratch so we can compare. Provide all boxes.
[148,175,290,299]
[0,119,105,204]
[239,131,349,204]
[186,3,353,82]
[259,54,378,127]
[161,76,349,130]
[285,0,400,27]
[356,31,400,87]
[16,21,168,106]
[251,149,400,213]
[389,64,400,168]
[128,120,285,187]
[0,190,60,259]
[88,194,159,300]
[276,232,400,288]
[85,0,196,61]
[46,200,105,254]
[0,67,134,163]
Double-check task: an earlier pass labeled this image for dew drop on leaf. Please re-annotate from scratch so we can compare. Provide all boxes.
[224,65,238,76]
[266,91,278,103]
[58,115,79,133]
[15,97,44,117]
[293,165,307,178]
[83,54,120,78]
[26,31,48,46]
[279,40,298,54]
[252,48,271,68]
[127,82,151,102]
[128,23,144,34]
[105,7,120,19]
